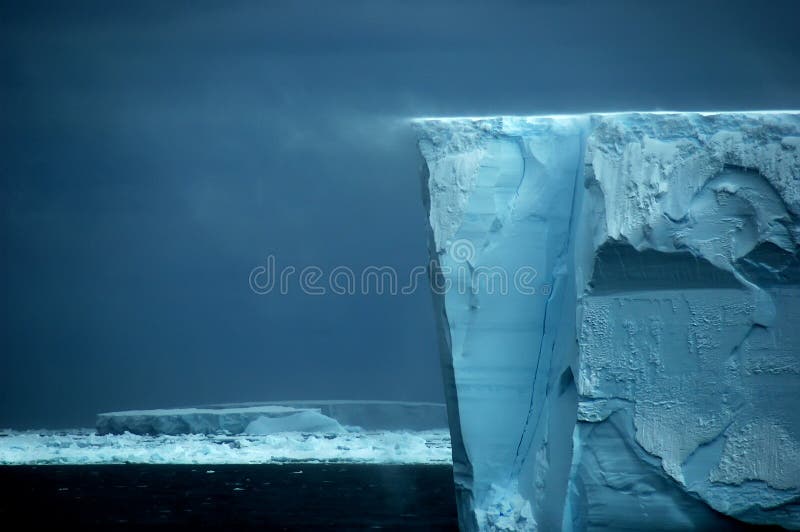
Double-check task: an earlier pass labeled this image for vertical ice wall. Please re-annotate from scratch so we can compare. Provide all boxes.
[414,112,800,531]
[418,117,588,531]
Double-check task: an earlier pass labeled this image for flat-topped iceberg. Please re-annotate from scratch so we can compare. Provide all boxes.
[97,405,309,436]
[97,400,448,435]
[413,112,800,530]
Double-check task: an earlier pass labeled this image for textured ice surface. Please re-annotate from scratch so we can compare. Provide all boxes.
[97,400,447,435]
[0,428,451,465]
[414,112,800,530]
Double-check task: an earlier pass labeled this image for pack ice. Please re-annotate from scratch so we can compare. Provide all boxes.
[413,112,800,531]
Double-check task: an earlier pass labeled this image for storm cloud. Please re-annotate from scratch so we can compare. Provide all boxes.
[1,0,799,427]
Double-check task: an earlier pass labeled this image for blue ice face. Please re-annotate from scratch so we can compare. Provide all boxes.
[415,112,800,531]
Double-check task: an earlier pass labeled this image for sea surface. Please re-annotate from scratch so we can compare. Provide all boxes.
[0,463,458,530]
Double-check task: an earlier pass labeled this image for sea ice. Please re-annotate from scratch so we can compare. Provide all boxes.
[0,428,452,465]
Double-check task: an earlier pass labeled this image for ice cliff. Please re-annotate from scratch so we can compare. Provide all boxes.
[413,112,800,531]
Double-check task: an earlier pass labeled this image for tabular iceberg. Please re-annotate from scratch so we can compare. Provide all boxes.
[97,400,448,435]
[413,112,800,531]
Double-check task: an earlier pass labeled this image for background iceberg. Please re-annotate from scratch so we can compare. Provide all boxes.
[244,411,345,435]
[97,400,448,435]
[414,112,800,530]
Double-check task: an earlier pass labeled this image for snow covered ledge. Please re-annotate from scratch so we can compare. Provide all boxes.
[413,112,800,531]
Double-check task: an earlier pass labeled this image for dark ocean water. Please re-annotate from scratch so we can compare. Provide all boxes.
[0,464,458,530]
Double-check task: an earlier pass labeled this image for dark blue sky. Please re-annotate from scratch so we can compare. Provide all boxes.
[2,0,799,428]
